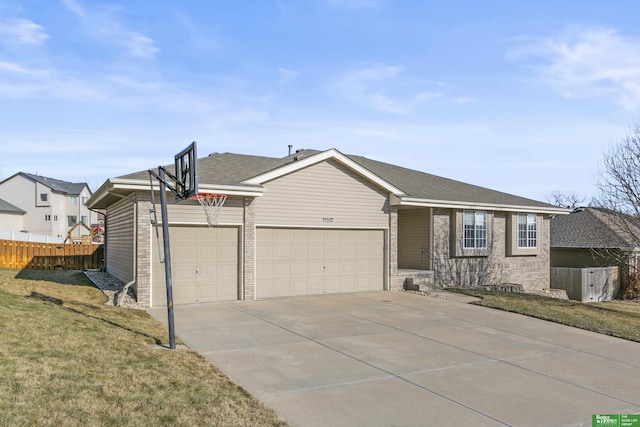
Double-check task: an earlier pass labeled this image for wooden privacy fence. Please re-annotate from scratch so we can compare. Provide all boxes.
[0,239,104,270]
[550,266,620,302]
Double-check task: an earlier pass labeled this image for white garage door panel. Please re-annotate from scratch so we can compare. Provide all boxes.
[257,228,384,298]
[152,226,238,306]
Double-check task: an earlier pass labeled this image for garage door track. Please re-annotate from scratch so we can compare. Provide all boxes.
[149,291,640,426]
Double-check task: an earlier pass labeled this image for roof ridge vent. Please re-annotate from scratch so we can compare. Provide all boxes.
[572,207,586,213]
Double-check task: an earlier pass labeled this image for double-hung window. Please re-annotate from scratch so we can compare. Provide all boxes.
[518,214,537,248]
[463,210,487,249]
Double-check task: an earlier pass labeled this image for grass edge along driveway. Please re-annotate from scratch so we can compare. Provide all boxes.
[449,288,640,343]
[0,268,288,427]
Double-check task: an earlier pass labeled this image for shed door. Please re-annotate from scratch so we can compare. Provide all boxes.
[152,226,238,306]
[257,228,384,298]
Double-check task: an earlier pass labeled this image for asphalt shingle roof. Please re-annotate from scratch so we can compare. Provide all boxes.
[120,149,555,209]
[346,154,552,208]
[551,207,633,249]
[21,173,88,195]
[0,198,25,214]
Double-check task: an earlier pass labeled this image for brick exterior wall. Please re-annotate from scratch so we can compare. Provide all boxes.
[431,208,550,292]
[388,205,401,290]
[136,195,153,309]
[243,197,256,300]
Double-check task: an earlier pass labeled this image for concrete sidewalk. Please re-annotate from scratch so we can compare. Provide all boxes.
[149,291,640,426]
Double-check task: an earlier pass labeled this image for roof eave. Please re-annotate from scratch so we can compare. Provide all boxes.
[395,196,571,215]
[87,178,265,209]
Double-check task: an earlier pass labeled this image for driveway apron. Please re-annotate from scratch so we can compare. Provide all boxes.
[149,291,640,427]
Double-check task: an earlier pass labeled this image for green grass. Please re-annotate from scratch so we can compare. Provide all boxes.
[448,288,640,343]
[0,269,288,427]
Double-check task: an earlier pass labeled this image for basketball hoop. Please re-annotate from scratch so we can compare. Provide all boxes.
[190,193,227,227]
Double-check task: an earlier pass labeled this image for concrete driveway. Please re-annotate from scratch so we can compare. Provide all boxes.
[149,291,640,426]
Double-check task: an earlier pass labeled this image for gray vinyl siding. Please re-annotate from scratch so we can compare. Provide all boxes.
[398,208,430,270]
[106,197,135,283]
[157,196,244,225]
[255,159,389,228]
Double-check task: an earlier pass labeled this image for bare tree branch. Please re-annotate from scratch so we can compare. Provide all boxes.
[546,191,585,209]
[595,123,640,299]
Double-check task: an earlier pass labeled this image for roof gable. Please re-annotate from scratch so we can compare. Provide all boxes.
[242,149,406,196]
[1,172,90,195]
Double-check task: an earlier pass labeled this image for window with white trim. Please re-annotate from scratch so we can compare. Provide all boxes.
[463,210,487,249]
[44,214,51,222]
[40,193,48,202]
[518,213,537,248]
[67,215,77,227]
[69,196,78,206]
[81,215,88,225]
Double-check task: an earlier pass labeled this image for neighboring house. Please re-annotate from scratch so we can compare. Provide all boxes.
[0,172,98,240]
[549,206,640,301]
[551,207,640,285]
[87,148,568,309]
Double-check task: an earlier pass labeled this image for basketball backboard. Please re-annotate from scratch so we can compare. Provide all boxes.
[174,141,198,201]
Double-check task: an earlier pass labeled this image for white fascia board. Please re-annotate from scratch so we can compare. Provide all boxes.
[397,196,571,215]
[87,178,265,208]
[111,179,265,197]
[196,184,264,197]
[242,148,406,196]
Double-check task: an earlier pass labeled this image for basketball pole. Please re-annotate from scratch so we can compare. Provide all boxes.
[148,141,197,350]
[158,167,177,350]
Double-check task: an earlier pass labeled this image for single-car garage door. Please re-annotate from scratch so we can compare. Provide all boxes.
[257,228,384,298]
[152,226,239,306]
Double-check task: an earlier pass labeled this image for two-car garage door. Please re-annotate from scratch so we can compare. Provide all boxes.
[257,228,384,298]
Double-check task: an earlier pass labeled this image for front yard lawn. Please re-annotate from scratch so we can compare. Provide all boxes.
[448,289,640,343]
[0,268,288,427]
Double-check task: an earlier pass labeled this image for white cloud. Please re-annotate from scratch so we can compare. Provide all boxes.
[60,0,86,18]
[416,91,439,101]
[0,18,49,45]
[0,61,48,77]
[333,64,452,114]
[277,67,299,86]
[334,63,409,114]
[61,0,159,58]
[510,26,640,110]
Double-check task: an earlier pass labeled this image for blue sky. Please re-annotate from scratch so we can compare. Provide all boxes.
[1,0,640,203]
